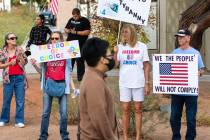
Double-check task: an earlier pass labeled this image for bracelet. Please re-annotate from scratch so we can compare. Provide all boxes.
[145,81,150,84]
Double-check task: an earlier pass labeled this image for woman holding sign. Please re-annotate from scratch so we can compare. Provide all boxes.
[0,33,28,128]
[31,31,72,140]
[114,24,150,140]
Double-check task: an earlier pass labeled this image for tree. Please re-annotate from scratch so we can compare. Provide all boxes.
[178,0,210,51]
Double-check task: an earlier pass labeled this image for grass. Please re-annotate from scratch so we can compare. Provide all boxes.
[0,6,36,48]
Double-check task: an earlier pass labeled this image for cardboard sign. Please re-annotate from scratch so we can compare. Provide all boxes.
[31,40,81,63]
[97,0,151,26]
[153,54,198,95]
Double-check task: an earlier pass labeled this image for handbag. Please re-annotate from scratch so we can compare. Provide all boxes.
[44,78,66,97]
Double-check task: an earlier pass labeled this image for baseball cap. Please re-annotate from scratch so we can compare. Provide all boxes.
[175,29,192,37]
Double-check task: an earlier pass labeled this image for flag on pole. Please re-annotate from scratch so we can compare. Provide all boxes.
[50,0,58,15]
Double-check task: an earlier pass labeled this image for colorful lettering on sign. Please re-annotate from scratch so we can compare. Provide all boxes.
[40,53,64,62]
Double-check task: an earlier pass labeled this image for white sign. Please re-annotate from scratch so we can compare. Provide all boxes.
[153,54,198,95]
[31,40,81,63]
[97,0,151,26]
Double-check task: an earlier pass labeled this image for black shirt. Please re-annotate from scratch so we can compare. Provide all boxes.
[65,17,91,48]
[27,25,52,48]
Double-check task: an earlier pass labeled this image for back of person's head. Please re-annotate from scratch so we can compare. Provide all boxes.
[72,8,80,15]
[82,37,109,67]
[38,14,45,23]
[121,24,137,47]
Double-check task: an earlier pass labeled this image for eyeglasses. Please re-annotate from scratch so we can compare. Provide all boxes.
[51,37,60,40]
[8,37,17,40]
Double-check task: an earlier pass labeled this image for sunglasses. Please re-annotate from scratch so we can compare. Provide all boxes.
[51,37,59,40]
[8,37,18,40]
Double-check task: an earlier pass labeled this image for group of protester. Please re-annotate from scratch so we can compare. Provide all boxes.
[0,7,205,140]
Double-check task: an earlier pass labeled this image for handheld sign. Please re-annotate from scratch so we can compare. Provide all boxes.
[30,40,81,63]
[97,0,151,26]
[153,54,198,95]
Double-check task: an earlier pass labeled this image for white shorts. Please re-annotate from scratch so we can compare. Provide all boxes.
[119,86,144,102]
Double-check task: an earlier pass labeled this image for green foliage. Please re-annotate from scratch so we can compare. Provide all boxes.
[11,0,21,5]
[0,6,36,48]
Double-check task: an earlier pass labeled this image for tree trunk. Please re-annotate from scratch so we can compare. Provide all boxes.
[178,0,210,50]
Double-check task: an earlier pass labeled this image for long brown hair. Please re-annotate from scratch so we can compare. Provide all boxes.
[121,24,137,47]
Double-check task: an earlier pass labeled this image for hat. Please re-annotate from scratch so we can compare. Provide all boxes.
[175,29,192,37]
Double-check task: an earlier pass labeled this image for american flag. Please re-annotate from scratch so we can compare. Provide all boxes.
[50,0,58,15]
[159,63,188,86]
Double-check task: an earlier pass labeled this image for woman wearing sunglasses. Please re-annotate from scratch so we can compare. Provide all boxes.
[31,31,71,140]
[0,33,28,128]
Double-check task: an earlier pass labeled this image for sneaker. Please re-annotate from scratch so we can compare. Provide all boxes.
[0,122,5,127]
[15,123,25,128]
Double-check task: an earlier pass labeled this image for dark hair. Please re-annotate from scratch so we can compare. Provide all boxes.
[72,8,80,15]
[38,14,45,23]
[82,37,109,67]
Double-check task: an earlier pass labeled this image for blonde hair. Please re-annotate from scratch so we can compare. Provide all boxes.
[121,24,137,47]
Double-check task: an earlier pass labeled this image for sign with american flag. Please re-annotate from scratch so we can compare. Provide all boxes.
[153,54,198,95]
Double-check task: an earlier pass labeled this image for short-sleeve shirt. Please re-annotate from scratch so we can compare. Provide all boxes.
[65,17,91,47]
[117,42,149,88]
[172,47,204,70]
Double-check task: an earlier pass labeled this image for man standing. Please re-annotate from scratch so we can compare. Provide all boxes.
[170,29,205,140]
[26,14,52,56]
[65,8,91,81]
[80,37,117,140]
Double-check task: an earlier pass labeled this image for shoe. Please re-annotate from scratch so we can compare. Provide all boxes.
[0,122,5,127]
[15,123,25,128]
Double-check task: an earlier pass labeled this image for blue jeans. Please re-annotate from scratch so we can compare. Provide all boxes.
[39,93,69,140]
[0,75,25,123]
[170,95,197,140]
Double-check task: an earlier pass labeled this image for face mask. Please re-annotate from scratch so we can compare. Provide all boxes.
[105,58,115,70]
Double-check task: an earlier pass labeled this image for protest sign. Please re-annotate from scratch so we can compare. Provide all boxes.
[30,40,80,63]
[153,54,198,95]
[97,0,151,26]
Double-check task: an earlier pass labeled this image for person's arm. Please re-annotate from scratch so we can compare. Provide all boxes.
[76,18,91,36]
[26,27,34,48]
[0,60,16,69]
[143,45,150,95]
[30,59,41,74]
[64,19,72,34]
[76,30,90,36]
[85,82,117,140]
[143,61,150,95]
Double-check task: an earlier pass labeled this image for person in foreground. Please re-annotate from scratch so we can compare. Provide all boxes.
[79,37,118,140]
[31,31,71,140]
[0,33,28,128]
[170,29,205,140]
[114,24,150,140]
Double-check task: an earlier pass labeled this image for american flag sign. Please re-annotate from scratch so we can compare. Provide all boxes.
[159,63,188,86]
